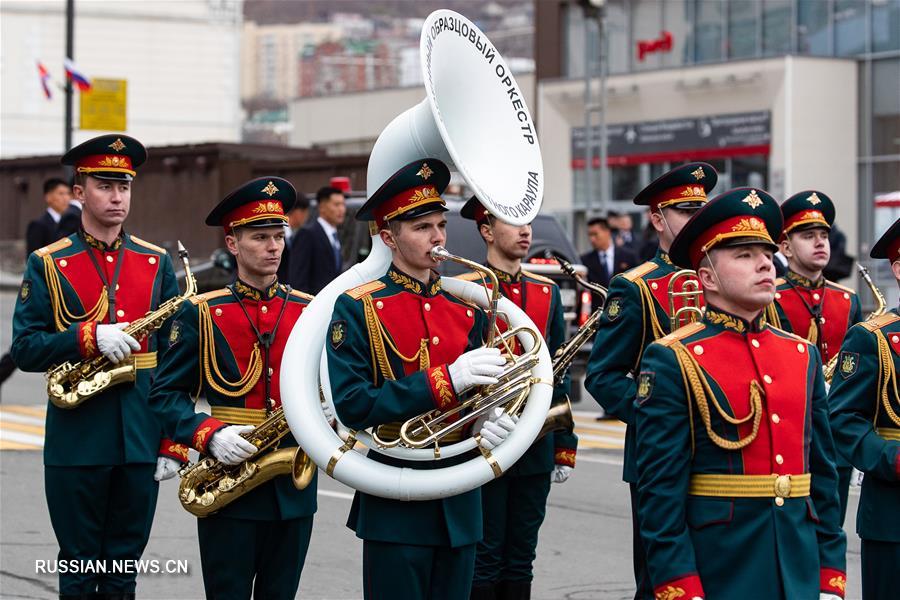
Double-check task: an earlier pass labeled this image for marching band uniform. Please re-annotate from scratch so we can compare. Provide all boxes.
[11,135,187,599]
[148,178,316,599]
[828,218,900,600]
[459,198,578,600]
[634,188,847,600]
[326,160,490,600]
[765,191,863,524]
[584,163,714,599]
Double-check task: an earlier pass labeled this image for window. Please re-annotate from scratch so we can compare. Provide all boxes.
[798,0,831,55]
[872,59,900,157]
[731,155,768,189]
[632,0,665,70]
[763,0,793,56]
[872,0,900,53]
[835,0,867,56]
[695,0,725,63]
[728,0,758,59]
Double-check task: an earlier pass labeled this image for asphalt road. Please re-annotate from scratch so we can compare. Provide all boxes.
[0,290,864,599]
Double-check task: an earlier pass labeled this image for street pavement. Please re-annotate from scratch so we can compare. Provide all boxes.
[0,290,863,599]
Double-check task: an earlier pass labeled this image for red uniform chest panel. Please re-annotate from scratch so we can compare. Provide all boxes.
[56,248,160,351]
[776,286,851,363]
[375,292,475,377]
[495,280,552,355]
[645,272,706,317]
[211,298,306,409]
[887,331,900,356]
[687,330,811,475]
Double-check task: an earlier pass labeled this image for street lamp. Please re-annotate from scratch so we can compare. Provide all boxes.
[579,0,608,220]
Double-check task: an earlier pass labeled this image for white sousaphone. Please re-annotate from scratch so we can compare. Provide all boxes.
[281,9,550,500]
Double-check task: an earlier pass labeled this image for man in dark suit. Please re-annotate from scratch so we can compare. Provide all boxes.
[277,192,310,282]
[288,186,346,294]
[580,216,637,311]
[55,197,83,239]
[25,178,72,254]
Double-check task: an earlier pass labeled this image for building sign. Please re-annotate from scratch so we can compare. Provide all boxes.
[637,31,672,61]
[572,111,770,168]
[80,78,127,131]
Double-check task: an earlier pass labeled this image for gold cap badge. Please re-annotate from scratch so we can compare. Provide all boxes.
[261,181,279,197]
[417,163,434,180]
[108,138,126,152]
[742,190,763,209]
[691,167,705,180]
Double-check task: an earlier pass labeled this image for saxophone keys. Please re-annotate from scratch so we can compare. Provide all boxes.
[200,492,215,506]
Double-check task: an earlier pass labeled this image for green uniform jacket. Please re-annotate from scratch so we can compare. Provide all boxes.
[585,249,701,482]
[458,266,577,474]
[12,232,183,466]
[148,280,317,520]
[828,310,900,542]
[635,307,847,599]
[327,265,489,548]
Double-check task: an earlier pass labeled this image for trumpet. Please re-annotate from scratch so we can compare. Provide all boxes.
[823,264,886,384]
[47,242,197,409]
[373,246,543,452]
[668,269,704,330]
[178,407,316,517]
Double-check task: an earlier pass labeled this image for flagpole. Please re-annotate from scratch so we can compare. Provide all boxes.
[64,0,74,153]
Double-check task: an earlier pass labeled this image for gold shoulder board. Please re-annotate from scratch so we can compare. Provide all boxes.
[861,312,900,332]
[522,270,556,285]
[289,289,314,301]
[35,237,73,257]
[825,279,856,295]
[129,235,166,254]
[657,321,706,348]
[346,281,386,300]
[767,325,810,344]
[622,261,658,282]
[189,289,230,305]
[774,277,786,287]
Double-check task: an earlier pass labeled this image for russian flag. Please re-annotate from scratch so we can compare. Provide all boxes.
[37,61,52,99]
[63,58,91,92]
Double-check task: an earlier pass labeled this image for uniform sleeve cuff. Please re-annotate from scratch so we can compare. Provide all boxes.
[159,438,190,463]
[554,448,576,467]
[654,574,704,600]
[427,365,458,412]
[77,321,99,358]
[192,417,227,454]
[820,568,846,598]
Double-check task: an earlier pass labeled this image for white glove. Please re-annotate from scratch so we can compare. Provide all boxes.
[208,425,258,465]
[96,322,140,363]
[448,347,505,395]
[820,594,842,600]
[154,456,181,481]
[851,467,864,487]
[322,401,336,427]
[478,407,517,450]
[551,465,573,484]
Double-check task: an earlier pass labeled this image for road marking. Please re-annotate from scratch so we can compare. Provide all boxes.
[318,489,354,500]
[0,405,46,450]
[0,405,47,418]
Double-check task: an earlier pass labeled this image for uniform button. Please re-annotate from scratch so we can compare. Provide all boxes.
[466,310,473,318]
[775,454,784,465]
[376,301,384,309]
[215,308,223,316]
[512,288,520,294]
[261,305,268,313]
[771,413,780,424]
[797,344,806,353]
[892,335,899,344]
[774,292,781,299]
[763,374,773,384]
[149,256,157,265]
[843,293,850,300]
[432,336,440,345]
[106,255,114,263]
[775,497,785,507]
[424,303,431,311]
[751,339,760,348]
[542,286,549,294]
[116,309,125,318]
[651,282,659,290]
[115,284,120,291]
[693,345,704,356]
[813,293,820,301]
[59,259,67,267]
[268,367,274,376]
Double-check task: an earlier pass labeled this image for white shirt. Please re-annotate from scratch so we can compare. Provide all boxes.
[47,207,61,223]
[597,247,614,275]
[318,216,340,250]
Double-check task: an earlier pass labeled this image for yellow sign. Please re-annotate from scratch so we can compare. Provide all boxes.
[79,78,127,131]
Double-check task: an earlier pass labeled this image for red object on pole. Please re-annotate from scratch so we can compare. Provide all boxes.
[637,30,673,62]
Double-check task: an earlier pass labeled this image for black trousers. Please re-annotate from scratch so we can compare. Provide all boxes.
[45,464,158,595]
[363,539,476,600]
[197,514,313,600]
[861,538,900,600]
[629,483,654,600]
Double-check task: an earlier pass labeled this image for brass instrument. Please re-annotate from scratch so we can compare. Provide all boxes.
[668,269,704,330]
[377,246,543,452]
[47,242,197,409]
[823,264,887,384]
[178,407,316,517]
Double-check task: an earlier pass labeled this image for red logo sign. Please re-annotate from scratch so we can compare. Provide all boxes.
[637,31,673,62]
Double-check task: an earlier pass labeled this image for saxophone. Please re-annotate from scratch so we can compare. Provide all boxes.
[46,242,197,409]
[178,407,316,517]
[823,264,886,384]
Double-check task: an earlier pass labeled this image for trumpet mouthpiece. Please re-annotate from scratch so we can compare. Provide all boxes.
[430,246,451,261]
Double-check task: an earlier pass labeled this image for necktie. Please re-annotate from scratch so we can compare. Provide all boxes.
[599,251,608,279]
[332,232,342,270]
